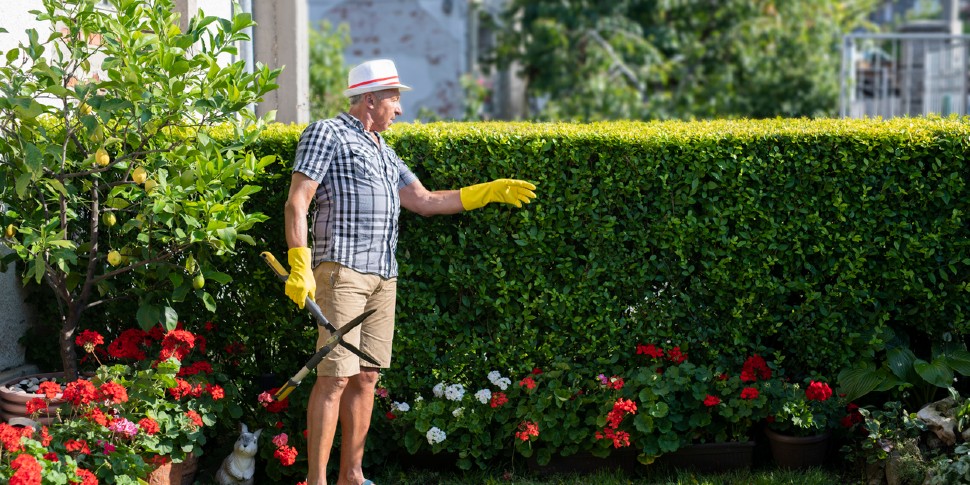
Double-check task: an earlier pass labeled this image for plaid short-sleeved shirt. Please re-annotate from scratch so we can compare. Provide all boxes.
[293,113,418,278]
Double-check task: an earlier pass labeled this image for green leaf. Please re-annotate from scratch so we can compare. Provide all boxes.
[914,357,954,389]
[837,362,882,402]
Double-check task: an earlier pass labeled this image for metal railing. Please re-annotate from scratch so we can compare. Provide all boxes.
[840,33,970,118]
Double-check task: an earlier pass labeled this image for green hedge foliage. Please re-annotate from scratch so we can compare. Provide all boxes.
[215,117,970,393]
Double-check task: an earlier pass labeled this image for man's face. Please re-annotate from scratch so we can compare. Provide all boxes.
[368,89,402,132]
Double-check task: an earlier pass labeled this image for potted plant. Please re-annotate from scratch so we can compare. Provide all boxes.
[626,345,771,472]
[764,376,850,468]
[0,0,280,381]
[1,323,237,484]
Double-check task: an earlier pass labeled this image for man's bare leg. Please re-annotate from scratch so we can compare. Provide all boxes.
[336,368,379,485]
[306,376,349,485]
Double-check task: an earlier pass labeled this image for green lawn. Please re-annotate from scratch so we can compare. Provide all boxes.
[369,465,851,485]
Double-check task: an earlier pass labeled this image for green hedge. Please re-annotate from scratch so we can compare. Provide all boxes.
[25,117,969,474]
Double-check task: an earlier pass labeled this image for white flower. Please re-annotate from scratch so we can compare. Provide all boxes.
[426,426,447,445]
[393,401,410,412]
[415,395,424,402]
[444,383,465,402]
[432,382,446,398]
[452,407,464,417]
[487,371,502,384]
[474,388,492,404]
[495,377,511,390]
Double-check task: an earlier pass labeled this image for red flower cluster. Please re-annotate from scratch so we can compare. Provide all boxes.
[489,391,508,408]
[740,354,772,382]
[62,380,98,406]
[271,432,298,466]
[185,410,204,428]
[840,403,864,428]
[740,387,760,400]
[636,343,688,364]
[636,343,664,359]
[74,467,98,485]
[596,398,637,449]
[595,427,631,449]
[139,417,161,435]
[703,395,721,407]
[9,453,41,485]
[805,381,833,402]
[514,421,539,441]
[1,423,33,452]
[75,329,105,353]
[37,381,61,399]
[106,328,151,360]
[159,329,195,361]
[518,376,536,390]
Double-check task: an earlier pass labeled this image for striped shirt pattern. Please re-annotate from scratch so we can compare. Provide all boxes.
[293,112,418,278]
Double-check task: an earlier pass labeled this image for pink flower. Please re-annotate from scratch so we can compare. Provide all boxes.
[272,433,289,447]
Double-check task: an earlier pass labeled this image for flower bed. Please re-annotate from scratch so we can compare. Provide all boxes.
[0,324,236,484]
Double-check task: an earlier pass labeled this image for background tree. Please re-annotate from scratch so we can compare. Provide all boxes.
[0,0,280,379]
[308,20,350,120]
[490,0,878,120]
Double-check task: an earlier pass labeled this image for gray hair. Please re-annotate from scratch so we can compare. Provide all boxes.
[349,94,364,106]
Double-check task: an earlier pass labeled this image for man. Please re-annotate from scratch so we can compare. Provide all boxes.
[283,59,537,485]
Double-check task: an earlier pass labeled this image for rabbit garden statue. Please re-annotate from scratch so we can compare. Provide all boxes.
[215,423,262,485]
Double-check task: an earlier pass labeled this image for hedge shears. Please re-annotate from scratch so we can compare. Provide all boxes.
[261,251,380,400]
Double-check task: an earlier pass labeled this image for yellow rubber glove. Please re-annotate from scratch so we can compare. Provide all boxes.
[459,179,537,211]
[285,247,316,309]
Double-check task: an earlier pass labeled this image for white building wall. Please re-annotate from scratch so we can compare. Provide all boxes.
[309,0,469,121]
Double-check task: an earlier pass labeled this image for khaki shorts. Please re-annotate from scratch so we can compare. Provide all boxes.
[312,261,396,377]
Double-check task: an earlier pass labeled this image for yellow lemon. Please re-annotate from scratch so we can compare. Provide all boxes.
[132,166,148,184]
[4,224,15,239]
[102,212,116,227]
[144,179,158,193]
[107,250,122,267]
[79,102,92,116]
[192,274,205,290]
[95,148,110,167]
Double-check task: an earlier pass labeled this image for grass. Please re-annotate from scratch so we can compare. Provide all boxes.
[368,464,849,485]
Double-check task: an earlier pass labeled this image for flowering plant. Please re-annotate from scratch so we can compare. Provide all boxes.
[380,369,518,470]
[766,376,852,436]
[0,323,237,484]
[624,344,772,463]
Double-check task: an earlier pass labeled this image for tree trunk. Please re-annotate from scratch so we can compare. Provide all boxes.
[58,305,81,381]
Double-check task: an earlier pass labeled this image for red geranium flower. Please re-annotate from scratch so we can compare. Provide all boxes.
[10,453,42,485]
[740,387,759,400]
[274,445,298,466]
[106,328,150,360]
[139,417,160,435]
[75,330,105,354]
[62,379,98,406]
[98,381,129,404]
[806,381,833,401]
[25,398,47,415]
[703,395,721,407]
[741,354,772,382]
[666,346,687,364]
[159,329,196,361]
[37,381,61,399]
[518,376,536,390]
[515,421,539,441]
[185,410,204,428]
[74,468,97,485]
[489,392,508,408]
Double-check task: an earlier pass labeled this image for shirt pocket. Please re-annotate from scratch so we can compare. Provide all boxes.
[347,141,386,180]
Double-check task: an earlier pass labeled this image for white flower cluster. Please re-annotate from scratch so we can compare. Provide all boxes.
[426,426,447,445]
[392,401,410,412]
[474,388,492,404]
[452,407,464,418]
[432,382,445,398]
[444,383,465,402]
[487,370,511,390]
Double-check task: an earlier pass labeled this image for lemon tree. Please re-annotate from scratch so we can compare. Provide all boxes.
[0,0,281,379]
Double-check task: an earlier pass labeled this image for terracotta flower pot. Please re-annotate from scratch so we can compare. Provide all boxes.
[765,427,830,469]
[0,372,69,425]
[147,453,199,485]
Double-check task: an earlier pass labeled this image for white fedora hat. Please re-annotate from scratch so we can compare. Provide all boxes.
[343,59,412,97]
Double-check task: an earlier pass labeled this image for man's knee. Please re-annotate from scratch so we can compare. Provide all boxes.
[353,368,380,388]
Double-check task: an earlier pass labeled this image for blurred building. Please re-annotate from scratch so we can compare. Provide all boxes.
[308,0,525,121]
[843,0,970,117]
